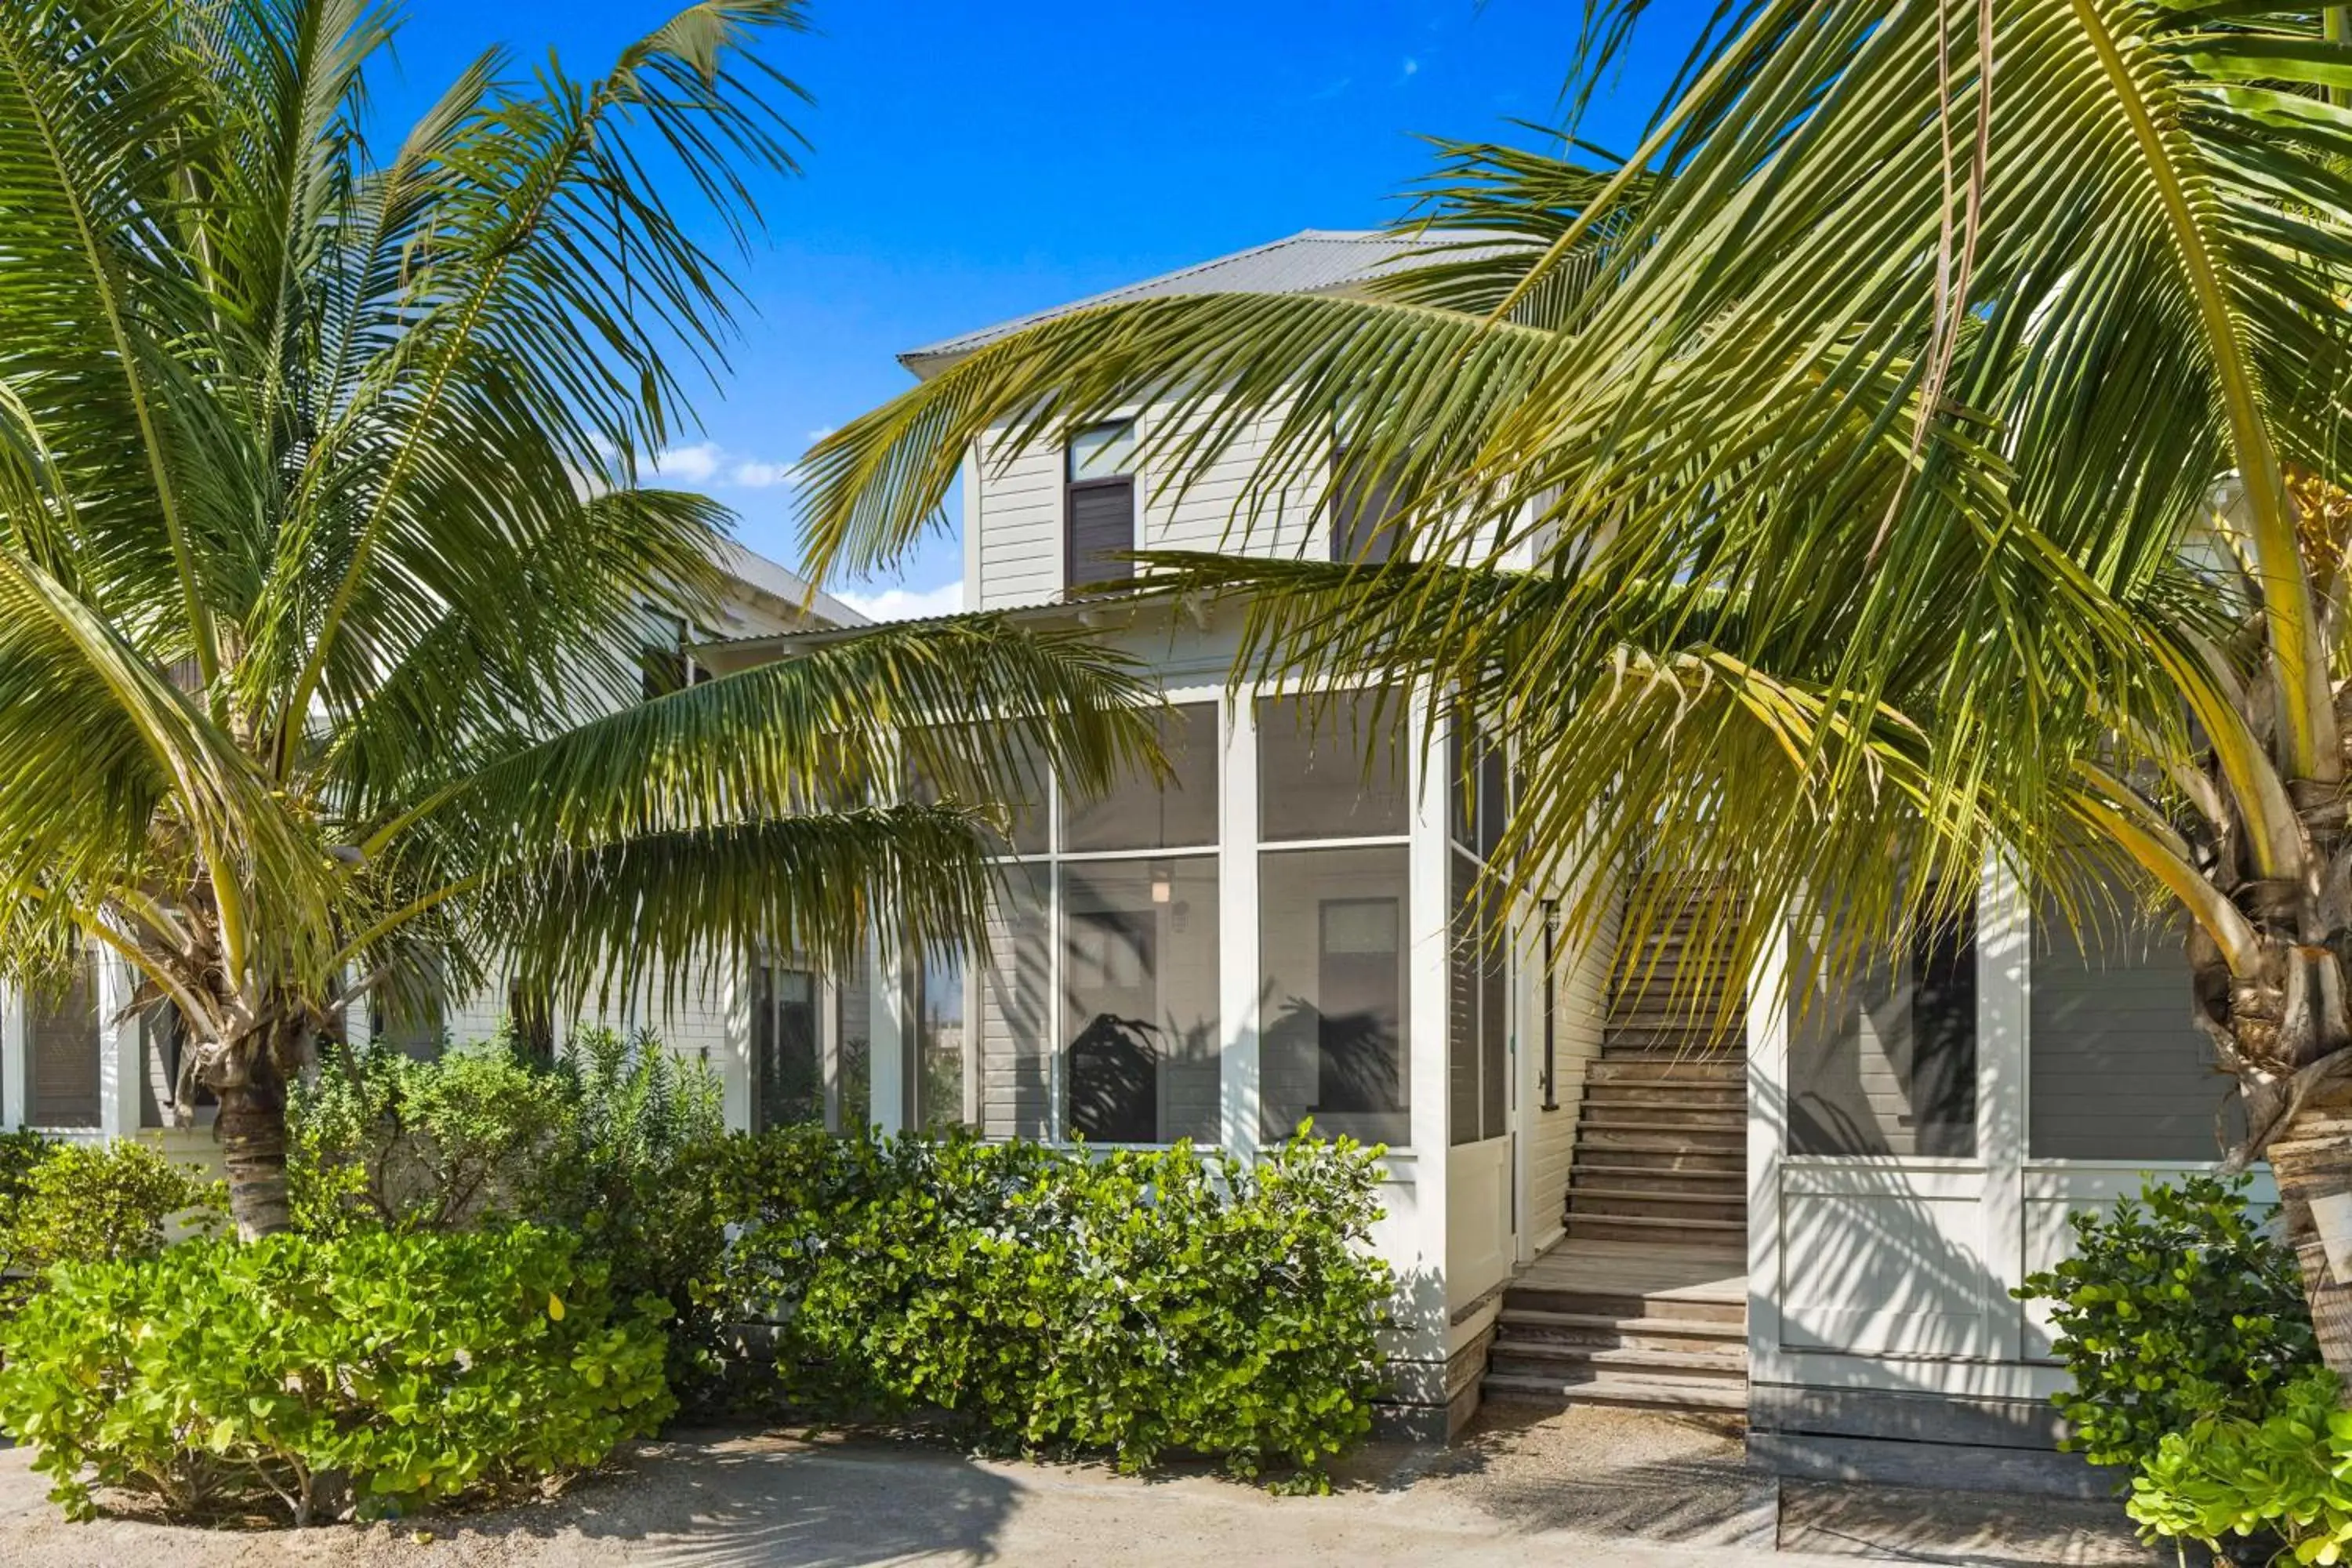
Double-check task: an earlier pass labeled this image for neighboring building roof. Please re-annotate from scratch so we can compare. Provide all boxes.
[898,228,1509,373]
[704,537,869,631]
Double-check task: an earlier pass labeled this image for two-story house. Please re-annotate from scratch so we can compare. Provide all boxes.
[753,229,2267,1495]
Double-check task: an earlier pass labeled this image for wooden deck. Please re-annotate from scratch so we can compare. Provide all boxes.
[1515,1236,1748,1308]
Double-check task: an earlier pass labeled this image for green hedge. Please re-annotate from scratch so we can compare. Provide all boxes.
[0,1225,673,1524]
[713,1127,1393,1488]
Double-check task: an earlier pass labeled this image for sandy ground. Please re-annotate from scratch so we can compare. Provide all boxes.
[0,1403,2158,1567]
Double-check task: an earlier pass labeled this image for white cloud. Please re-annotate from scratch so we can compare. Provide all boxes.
[838,579,964,622]
[730,459,799,489]
[642,441,805,492]
[1401,56,1420,78]
[648,441,721,484]
[804,426,837,444]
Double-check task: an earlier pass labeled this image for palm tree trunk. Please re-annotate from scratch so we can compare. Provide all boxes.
[215,1048,292,1241]
[2265,1100,2352,1380]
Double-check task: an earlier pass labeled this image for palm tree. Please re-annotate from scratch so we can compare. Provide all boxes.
[797,3,2352,1373]
[0,0,1157,1240]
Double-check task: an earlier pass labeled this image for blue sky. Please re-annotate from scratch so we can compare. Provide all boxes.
[379,0,1700,618]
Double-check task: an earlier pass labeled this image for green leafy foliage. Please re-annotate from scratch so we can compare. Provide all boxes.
[0,1225,673,1525]
[0,1140,222,1314]
[289,1026,732,1392]
[289,1031,575,1236]
[711,1126,1393,1488]
[2014,1174,2315,1474]
[2128,1365,2352,1563]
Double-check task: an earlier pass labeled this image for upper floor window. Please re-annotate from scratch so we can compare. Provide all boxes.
[1066,420,1138,590]
[1331,451,1406,565]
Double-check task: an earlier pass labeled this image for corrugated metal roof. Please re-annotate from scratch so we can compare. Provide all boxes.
[706,537,869,630]
[899,228,1508,372]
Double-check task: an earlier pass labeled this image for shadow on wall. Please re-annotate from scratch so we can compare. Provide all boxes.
[457,1436,1025,1568]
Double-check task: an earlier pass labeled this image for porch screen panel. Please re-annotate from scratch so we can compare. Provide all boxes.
[1060,858,1219,1145]
[1258,691,1409,842]
[2030,894,2224,1160]
[979,865,1051,1141]
[1260,847,1410,1145]
[1787,909,1977,1157]
[29,949,100,1129]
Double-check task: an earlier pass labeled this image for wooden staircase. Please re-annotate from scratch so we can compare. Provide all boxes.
[1483,875,1751,1416]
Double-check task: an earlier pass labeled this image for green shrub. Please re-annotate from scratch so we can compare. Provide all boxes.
[713,1126,1393,1487]
[289,1026,731,1394]
[2126,1363,2352,1561]
[0,1141,223,1313]
[2014,1173,2316,1474]
[0,1224,673,1525]
[289,1032,575,1236]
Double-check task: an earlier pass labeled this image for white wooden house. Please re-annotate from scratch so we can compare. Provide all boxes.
[743,231,2268,1494]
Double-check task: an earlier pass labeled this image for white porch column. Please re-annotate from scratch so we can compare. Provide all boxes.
[1746,897,1791,1386]
[1402,698,1451,1347]
[1977,856,2031,1363]
[1218,691,1260,1160]
[868,933,904,1135]
[1,983,24,1131]
[95,946,139,1138]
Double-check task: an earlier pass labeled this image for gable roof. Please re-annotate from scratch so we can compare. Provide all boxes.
[706,537,869,630]
[898,228,1497,375]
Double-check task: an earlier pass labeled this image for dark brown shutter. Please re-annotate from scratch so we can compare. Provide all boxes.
[1066,478,1136,588]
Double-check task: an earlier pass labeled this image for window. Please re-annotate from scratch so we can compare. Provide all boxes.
[837,963,873,1133]
[28,949,100,1129]
[2030,889,2229,1160]
[1065,419,1138,590]
[1061,858,1220,1144]
[978,865,1052,1139]
[1258,691,1409,841]
[140,1002,215,1128]
[906,946,970,1131]
[1330,450,1406,564]
[1447,722,1510,1146]
[1788,904,1978,1157]
[368,963,445,1062]
[753,964,824,1131]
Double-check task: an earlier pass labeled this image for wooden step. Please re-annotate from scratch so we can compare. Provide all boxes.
[1488,1340,1748,1385]
[1566,1187,1746,1221]
[1578,1105,1746,1132]
[1497,1307,1747,1353]
[1567,1213,1748,1244]
[1577,1124,1745,1153]
[1480,1370,1748,1413]
[1570,1145,1745,1175]
[1569,1162,1745,1189]
[1581,1083,1744,1109]
[1502,1282,1747,1327]
[1584,1058,1744,1084]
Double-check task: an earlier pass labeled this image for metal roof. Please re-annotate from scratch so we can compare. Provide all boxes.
[898,228,1510,373]
[705,536,869,630]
